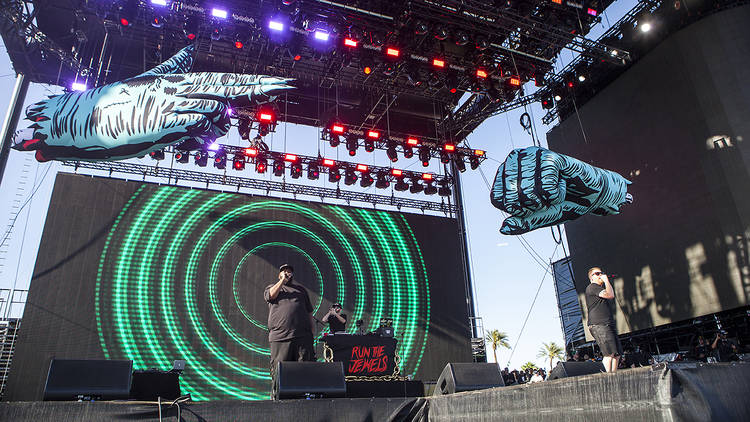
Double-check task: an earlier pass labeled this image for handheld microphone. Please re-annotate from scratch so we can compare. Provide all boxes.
[607,274,619,278]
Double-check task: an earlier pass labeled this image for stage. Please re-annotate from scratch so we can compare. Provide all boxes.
[2,362,748,421]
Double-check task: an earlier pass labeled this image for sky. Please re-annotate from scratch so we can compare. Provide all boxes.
[0,0,637,371]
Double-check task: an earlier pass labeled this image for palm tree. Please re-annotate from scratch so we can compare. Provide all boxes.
[537,342,564,370]
[485,330,511,364]
[521,361,538,371]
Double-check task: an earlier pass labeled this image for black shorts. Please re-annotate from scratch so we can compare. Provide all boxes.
[589,324,623,357]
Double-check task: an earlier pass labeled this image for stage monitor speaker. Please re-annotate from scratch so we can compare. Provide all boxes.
[547,361,605,380]
[273,361,346,400]
[130,370,181,400]
[433,362,504,396]
[43,359,133,401]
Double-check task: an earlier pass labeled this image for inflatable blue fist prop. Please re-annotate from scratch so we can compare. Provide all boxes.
[491,146,632,235]
[12,45,293,162]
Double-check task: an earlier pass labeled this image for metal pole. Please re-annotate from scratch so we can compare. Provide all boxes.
[451,163,478,338]
[0,73,30,186]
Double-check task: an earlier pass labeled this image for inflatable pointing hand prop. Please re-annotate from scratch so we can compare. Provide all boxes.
[491,146,632,235]
[12,45,293,162]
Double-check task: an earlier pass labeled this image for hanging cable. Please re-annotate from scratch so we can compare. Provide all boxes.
[551,225,563,245]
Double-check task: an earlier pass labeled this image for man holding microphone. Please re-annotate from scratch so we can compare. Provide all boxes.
[323,303,347,334]
[585,267,622,373]
[264,264,316,372]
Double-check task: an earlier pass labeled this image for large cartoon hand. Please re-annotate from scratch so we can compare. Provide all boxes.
[490,146,632,235]
[12,45,293,162]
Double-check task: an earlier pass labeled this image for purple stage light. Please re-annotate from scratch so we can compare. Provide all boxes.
[226,107,233,116]
[268,20,284,31]
[150,0,168,6]
[208,141,220,151]
[211,8,228,19]
[71,82,87,91]
[314,30,330,41]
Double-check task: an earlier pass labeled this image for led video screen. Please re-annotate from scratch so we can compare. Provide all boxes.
[547,7,750,336]
[7,173,471,400]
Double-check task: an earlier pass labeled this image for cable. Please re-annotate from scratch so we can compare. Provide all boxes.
[0,163,53,249]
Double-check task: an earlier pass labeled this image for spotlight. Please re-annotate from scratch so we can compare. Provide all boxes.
[385,47,400,58]
[446,73,459,94]
[175,150,190,163]
[307,162,320,180]
[232,153,245,170]
[434,26,449,41]
[211,8,228,19]
[383,63,396,76]
[290,162,302,178]
[344,37,358,47]
[476,69,488,79]
[432,58,445,69]
[375,171,390,189]
[475,36,489,50]
[454,155,466,172]
[364,138,375,152]
[414,21,429,36]
[269,20,284,31]
[273,159,285,176]
[194,150,208,167]
[322,158,336,168]
[639,22,652,33]
[256,155,268,173]
[344,167,357,185]
[395,177,409,191]
[245,147,259,157]
[470,155,480,170]
[360,171,374,188]
[440,150,450,164]
[424,181,437,195]
[328,166,341,182]
[149,150,165,160]
[454,31,470,46]
[314,29,330,41]
[211,27,222,41]
[409,178,424,194]
[213,150,227,169]
[438,180,452,197]
[541,95,554,109]
[346,136,358,156]
[71,82,87,91]
[419,146,430,167]
[403,146,414,159]
[507,75,522,87]
[386,143,398,162]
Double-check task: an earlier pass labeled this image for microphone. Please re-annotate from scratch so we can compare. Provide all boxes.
[607,274,619,279]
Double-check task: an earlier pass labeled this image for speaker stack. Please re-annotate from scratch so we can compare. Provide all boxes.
[433,362,504,396]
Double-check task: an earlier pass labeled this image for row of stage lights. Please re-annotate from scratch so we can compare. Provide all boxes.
[150,145,453,196]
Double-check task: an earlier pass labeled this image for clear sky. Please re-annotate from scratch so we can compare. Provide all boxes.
[0,0,636,371]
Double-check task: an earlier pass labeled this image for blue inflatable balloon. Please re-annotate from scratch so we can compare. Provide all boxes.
[491,146,632,235]
[12,45,293,162]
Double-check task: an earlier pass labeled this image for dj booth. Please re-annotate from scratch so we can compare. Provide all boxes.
[321,334,400,378]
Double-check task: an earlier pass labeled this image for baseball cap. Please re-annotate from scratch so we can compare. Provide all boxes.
[279,264,294,272]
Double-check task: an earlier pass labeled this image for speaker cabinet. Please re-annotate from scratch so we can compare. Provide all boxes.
[43,359,133,401]
[273,361,346,400]
[433,363,504,396]
[130,370,181,400]
[547,361,605,380]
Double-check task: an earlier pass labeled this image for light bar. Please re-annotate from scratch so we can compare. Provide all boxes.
[269,20,284,31]
[422,173,434,181]
[406,137,419,146]
[391,169,403,177]
[356,164,369,172]
[444,144,456,152]
[71,82,87,91]
[332,124,345,134]
[211,8,228,19]
[344,38,358,47]
[587,8,598,16]
[432,58,445,68]
[244,148,258,157]
[509,76,521,86]
[314,30,330,41]
[551,0,562,3]
[367,130,380,139]
[284,154,298,162]
[474,149,486,156]
[386,47,400,58]
[151,0,168,6]
[476,69,488,78]
[322,158,336,167]
[259,112,274,122]
[207,141,220,151]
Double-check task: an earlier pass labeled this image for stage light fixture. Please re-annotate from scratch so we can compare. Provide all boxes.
[444,144,456,152]
[415,21,429,36]
[438,180,452,197]
[284,153,298,162]
[211,27,222,41]
[328,166,341,182]
[211,8,228,19]
[360,172,374,188]
[639,21,652,33]
[434,26,449,40]
[446,73,459,94]
[273,159,285,176]
[508,76,522,87]
[344,167,357,185]
[383,63,396,76]
[344,38,358,47]
[454,155,466,172]
[475,36,489,50]
[234,40,243,49]
[409,178,424,194]
[194,150,208,167]
[151,15,165,28]
[440,150,450,164]
[470,156,480,170]
[269,20,284,31]
[356,164,369,172]
[151,0,168,5]
[256,155,267,173]
[367,130,379,139]
[386,143,398,162]
[395,177,409,191]
[307,162,320,180]
[149,150,165,160]
[474,149,485,157]
[422,173,434,181]
[345,136,358,156]
[454,31,470,46]
[403,146,414,159]
[386,47,400,58]
[406,137,420,147]
[587,8,598,16]
[424,181,438,195]
[364,138,375,153]
[71,82,87,91]
[476,69,488,79]
[375,171,390,189]
[419,146,431,167]
[175,150,189,163]
[214,150,227,169]
[541,95,554,109]
[290,162,303,178]
[232,153,245,170]
[244,147,259,157]
[428,73,444,88]
[314,29,330,41]
[432,58,445,68]
[322,158,336,168]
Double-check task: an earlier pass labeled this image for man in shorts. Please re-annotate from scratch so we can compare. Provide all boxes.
[585,267,622,372]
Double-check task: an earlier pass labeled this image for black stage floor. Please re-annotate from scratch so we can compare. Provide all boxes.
[2,362,748,421]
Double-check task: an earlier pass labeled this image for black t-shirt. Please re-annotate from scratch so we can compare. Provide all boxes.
[327,313,347,333]
[264,281,313,342]
[585,282,615,326]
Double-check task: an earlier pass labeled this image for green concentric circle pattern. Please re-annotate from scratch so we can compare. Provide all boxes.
[95,186,431,400]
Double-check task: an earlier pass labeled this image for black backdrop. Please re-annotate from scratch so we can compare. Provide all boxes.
[6,173,472,401]
[547,6,750,337]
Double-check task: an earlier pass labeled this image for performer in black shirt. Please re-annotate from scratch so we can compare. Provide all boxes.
[263,264,315,373]
[323,303,347,333]
[585,267,622,373]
